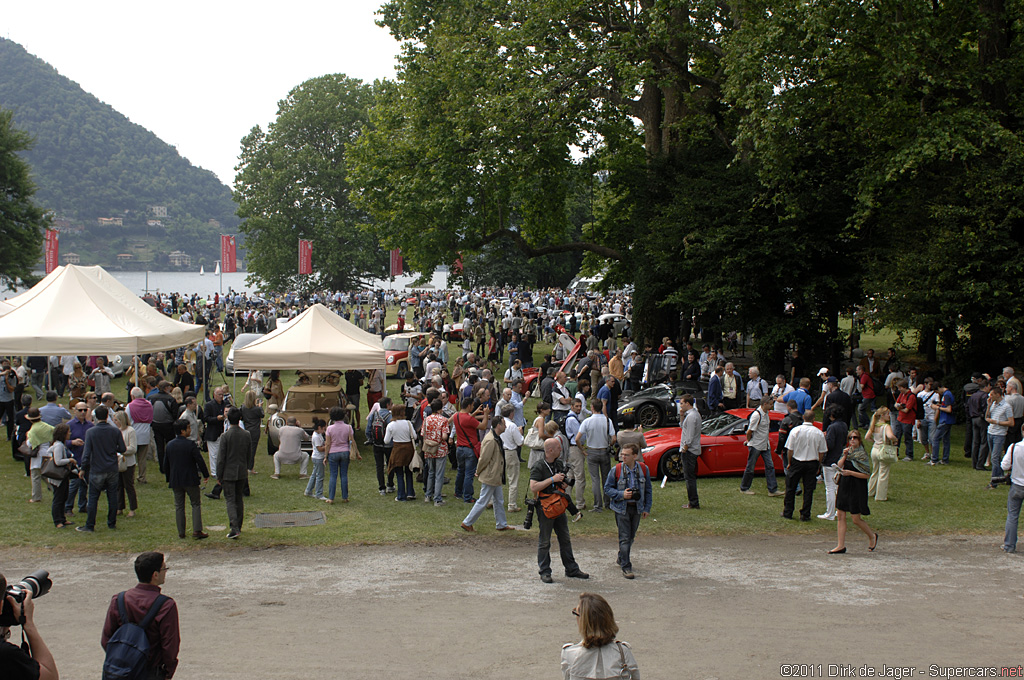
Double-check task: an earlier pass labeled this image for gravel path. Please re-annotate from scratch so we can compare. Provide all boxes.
[3,533,1022,679]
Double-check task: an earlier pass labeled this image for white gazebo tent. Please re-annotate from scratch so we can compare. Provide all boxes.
[0,264,206,354]
[232,303,385,371]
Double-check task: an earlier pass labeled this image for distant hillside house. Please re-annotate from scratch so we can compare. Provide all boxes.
[62,252,80,264]
[208,219,221,228]
[151,205,167,217]
[98,217,123,226]
[147,219,163,227]
[117,253,133,263]
[169,250,192,267]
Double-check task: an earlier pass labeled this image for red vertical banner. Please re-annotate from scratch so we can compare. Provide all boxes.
[44,229,59,273]
[220,235,237,273]
[453,252,464,274]
[389,248,403,277]
[298,239,313,275]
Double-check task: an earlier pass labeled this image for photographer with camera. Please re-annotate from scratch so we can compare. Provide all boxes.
[529,437,589,584]
[0,571,58,680]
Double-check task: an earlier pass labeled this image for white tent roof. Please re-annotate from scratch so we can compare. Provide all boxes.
[0,264,206,354]
[232,303,385,371]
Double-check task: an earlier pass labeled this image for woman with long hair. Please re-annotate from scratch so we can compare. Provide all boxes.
[47,423,76,528]
[829,429,878,554]
[560,593,639,680]
[112,410,138,518]
[240,390,264,476]
[866,406,898,501]
[527,402,553,469]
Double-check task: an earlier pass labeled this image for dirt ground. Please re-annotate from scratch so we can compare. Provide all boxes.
[4,533,1023,679]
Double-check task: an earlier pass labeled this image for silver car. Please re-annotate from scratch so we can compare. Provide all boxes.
[225,333,265,375]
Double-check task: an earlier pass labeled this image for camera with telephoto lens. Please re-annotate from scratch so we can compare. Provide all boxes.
[522,497,538,530]
[0,570,52,626]
[990,474,1012,486]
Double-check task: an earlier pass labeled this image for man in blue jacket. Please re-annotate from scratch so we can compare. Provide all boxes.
[604,443,653,579]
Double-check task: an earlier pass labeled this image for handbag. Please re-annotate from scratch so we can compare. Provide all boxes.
[880,443,898,464]
[539,491,569,518]
[41,457,70,482]
[524,427,543,450]
[17,440,32,458]
[422,438,440,455]
[615,641,635,680]
[117,453,128,473]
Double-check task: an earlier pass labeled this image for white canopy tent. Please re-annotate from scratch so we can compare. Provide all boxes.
[232,303,385,371]
[0,264,206,354]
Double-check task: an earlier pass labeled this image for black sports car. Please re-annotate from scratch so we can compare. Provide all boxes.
[616,379,708,429]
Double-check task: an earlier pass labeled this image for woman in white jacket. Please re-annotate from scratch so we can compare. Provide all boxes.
[560,593,639,679]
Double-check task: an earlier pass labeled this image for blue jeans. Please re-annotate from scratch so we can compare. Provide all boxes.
[990,434,1007,482]
[425,457,447,502]
[894,421,914,458]
[931,423,952,463]
[305,458,325,498]
[615,505,641,570]
[66,476,87,514]
[328,451,350,501]
[455,446,477,501]
[462,483,508,529]
[85,470,120,530]
[740,446,778,493]
[1004,484,1024,552]
[394,466,414,500]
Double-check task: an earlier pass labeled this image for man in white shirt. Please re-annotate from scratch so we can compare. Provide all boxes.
[1000,428,1024,553]
[498,404,525,512]
[771,374,796,415]
[781,411,827,521]
[576,400,617,512]
[550,372,572,427]
[272,417,310,479]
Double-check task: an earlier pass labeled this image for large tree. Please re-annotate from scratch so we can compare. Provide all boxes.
[234,74,385,292]
[0,108,48,289]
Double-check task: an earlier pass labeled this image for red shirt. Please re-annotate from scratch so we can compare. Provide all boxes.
[896,391,917,424]
[101,583,179,678]
[452,412,481,455]
[859,372,875,399]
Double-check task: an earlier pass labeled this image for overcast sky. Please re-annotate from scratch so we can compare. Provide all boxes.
[1,1,402,186]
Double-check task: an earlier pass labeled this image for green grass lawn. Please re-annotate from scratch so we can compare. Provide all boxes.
[1,309,1008,553]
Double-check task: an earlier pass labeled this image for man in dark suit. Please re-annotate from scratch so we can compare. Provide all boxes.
[217,408,251,539]
[165,418,209,540]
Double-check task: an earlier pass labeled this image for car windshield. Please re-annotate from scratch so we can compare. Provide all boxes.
[701,412,741,436]
[383,337,410,351]
[283,391,342,412]
[233,334,262,351]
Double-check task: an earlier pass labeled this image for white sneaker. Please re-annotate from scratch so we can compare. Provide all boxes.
[816,513,836,521]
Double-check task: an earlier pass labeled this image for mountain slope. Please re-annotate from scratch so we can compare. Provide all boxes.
[0,37,240,268]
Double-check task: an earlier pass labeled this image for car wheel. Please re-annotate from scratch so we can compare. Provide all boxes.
[659,449,686,482]
[636,403,663,428]
[397,362,408,379]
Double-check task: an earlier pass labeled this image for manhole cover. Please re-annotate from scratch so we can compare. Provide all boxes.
[252,511,326,528]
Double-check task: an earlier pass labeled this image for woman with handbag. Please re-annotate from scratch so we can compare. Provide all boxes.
[421,399,450,506]
[112,411,138,518]
[45,423,76,528]
[866,406,898,501]
[828,429,879,554]
[560,593,639,680]
[263,371,284,408]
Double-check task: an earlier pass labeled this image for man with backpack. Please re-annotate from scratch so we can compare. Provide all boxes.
[603,442,653,579]
[101,551,179,679]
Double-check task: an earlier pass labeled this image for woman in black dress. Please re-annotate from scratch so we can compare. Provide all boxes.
[829,429,879,554]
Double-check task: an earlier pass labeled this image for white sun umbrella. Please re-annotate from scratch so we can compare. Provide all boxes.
[0,264,206,354]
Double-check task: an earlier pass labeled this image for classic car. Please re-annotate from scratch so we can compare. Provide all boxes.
[639,408,821,481]
[383,332,429,378]
[267,370,347,453]
[616,379,709,428]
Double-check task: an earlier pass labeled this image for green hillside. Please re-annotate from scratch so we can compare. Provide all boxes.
[0,37,240,269]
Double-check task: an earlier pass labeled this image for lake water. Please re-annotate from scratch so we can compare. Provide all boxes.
[3,268,454,299]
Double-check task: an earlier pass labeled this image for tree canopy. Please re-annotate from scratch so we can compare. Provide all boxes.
[234,74,386,292]
[0,107,47,289]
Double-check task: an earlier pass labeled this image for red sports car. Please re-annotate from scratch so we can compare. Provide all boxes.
[640,409,822,481]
